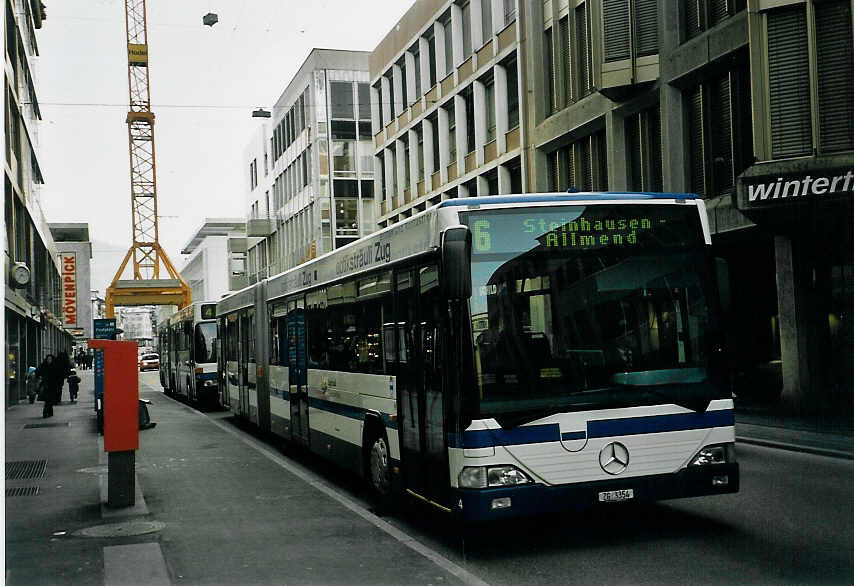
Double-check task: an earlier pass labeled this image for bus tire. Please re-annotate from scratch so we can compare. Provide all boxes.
[367,432,392,500]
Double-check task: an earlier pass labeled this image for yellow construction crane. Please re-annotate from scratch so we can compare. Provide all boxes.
[105,0,191,318]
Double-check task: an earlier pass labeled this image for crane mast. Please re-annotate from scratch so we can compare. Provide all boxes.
[105,0,191,318]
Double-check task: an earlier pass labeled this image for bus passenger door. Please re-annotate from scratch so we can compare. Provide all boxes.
[238,310,251,418]
[218,317,229,407]
[287,299,309,445]
[419,265,451,508]
[395,269,426,496]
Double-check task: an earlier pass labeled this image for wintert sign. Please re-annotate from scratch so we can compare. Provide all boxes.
[741,169,854,210]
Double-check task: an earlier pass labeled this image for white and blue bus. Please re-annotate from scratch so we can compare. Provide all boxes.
[216,193,738,521]
[158,301,219,406]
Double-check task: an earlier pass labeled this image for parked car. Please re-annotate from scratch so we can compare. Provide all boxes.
[139,353,160,371]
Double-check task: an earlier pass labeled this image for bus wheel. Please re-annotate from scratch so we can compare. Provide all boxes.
[369,433,392,498]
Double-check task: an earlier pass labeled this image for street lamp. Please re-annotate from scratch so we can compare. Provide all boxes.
[252,108,271,118]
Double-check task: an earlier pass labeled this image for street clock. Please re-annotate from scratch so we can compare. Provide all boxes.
[10,262,31,288]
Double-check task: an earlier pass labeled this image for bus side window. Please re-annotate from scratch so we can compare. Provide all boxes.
[306,289,329,369]
[270,303,288,366]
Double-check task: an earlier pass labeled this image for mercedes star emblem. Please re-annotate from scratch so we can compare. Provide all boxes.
[599,442,630,475]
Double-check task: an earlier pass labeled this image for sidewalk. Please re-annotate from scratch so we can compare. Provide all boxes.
[5,370,475,586]
[735,408,854,460]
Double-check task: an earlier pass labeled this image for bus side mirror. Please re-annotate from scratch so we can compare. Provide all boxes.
[715,257,731,316]
[441,226,472,300]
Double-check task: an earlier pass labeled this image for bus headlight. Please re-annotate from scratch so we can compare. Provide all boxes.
[458,465,532,489]
[689,444,735,466]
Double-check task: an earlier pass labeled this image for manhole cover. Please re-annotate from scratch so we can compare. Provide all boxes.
[6,460,47,480]
[24,422,69,429]
[6,486,40,497]
[73,520,166,538]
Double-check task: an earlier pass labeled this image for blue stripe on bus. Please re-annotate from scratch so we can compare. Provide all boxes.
[438,192,698,208]
[264,395,399,430]
[195,372,218,381]
[450,424,559,448]
[561,431,587,441]
[586,410,734,438]
[449,410,733,448]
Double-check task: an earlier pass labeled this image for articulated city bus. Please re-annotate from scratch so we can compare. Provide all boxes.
[157,301,220,406]
[216,193,739,521]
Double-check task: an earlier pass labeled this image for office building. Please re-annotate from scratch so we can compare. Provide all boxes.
[370,0,524,226]
[4,0,73,405]
[244,49,375,282]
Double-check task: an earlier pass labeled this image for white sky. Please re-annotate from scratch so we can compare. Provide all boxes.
[36,0,412,294]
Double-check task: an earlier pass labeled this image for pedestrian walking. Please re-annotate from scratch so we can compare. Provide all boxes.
[55,351,72,404]
[36,355,60,417]
[25,366,38,404]
[67,369,81,402]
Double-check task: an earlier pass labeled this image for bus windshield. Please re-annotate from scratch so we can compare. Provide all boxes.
[194,322,218,364]
[461,204,726,426]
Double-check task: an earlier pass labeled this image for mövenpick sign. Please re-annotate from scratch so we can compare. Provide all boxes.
[61,253,77,326]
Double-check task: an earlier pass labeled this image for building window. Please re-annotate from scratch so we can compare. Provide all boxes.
[463,87,475,153]
[402,133,411,187]
[462,1,473,59]
[416,125,425,182]
[447,101,457,161]
[482,0,493,42]
[559,16,571,106]
[684,0,746,41]
[544,26,555,114]
[687,61,753,197]
[332,121,357,175]
[547,130,608,192]
[575,2,593,98]
[442,13,454,74]
[411,44,422,99]
[485,77,496,143]
[626,106,663,192]
[429,113,440,173]
[335,198,359,241]
[814,0,854,154]
[398,57,408,107]
[249,159,258,190]
[603,0,658,61]
[764,1,854,158]
[427,32,438,87]
[504,0,517,26]
[359,138,373,174]
[331,82,355,120]
[379,156,387,201]
[357,83,370,121]
[506,57,519,129]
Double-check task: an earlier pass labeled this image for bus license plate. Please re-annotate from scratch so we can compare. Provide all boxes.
[598,489,634,502]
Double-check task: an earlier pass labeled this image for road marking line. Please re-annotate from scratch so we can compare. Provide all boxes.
[172,396,490,586]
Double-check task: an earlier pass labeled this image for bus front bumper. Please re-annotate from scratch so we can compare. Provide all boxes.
[453,463,739,522]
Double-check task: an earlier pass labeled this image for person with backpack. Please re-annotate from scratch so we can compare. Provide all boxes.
[67,368,81,402]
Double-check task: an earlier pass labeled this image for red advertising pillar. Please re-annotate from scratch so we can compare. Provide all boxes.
[88,339,138,507]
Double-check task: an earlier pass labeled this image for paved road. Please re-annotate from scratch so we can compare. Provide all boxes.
[141,372,854,585]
